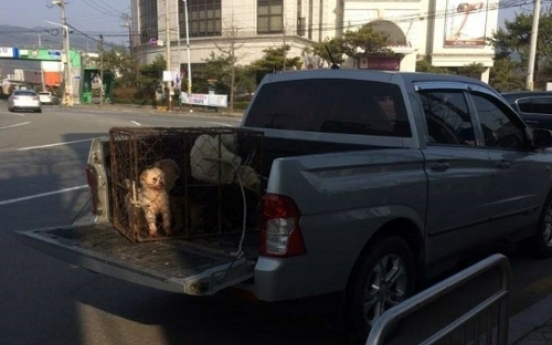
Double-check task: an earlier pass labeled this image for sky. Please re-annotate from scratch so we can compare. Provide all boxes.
[0,0,532,43]
[0,0,130,44]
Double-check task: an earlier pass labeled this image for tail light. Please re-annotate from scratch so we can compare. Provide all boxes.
[12,96,19,100]
[259,194,306,257]
[85,164,100,215]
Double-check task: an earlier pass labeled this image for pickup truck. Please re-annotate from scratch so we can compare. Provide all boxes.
[16,69,552,343]
[501,91,552,131]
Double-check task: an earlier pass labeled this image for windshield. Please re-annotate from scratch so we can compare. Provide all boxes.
[14,91,36,96]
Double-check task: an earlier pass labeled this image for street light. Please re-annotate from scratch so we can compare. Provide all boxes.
[183,0,192,112]
[45,20,73,106]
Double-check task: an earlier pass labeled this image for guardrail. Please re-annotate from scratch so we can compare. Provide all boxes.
[366,253,512,345]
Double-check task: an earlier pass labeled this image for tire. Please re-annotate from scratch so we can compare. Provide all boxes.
[521,197,552,258]
[345,236,415,344]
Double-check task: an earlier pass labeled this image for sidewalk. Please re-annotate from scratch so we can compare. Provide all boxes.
[67,103,246,118]
[510,293,552,344]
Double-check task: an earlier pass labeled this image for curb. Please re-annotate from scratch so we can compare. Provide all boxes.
[65,104,245,119]
[508,293,552,344]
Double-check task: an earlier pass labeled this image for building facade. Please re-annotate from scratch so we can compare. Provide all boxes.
[131,0,499,82]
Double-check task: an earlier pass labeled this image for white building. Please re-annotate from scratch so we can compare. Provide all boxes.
[131,0,499,82]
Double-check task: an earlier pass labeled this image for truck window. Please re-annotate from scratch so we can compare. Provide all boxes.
[471,93,525,149]
[518,97,552,115]
[418,91,476,146]
[244,78,411,137]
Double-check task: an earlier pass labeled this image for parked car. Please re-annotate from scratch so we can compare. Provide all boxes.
[501,91,552,130]
[38,91,56,105]
[16,70,552,343]
[8,90,42,113]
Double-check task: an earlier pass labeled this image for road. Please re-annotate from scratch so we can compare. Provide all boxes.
[1,103,552,345]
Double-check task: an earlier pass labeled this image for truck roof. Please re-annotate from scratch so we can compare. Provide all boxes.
[262,69,491,89]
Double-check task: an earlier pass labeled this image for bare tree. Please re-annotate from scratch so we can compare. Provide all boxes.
[214,12,245,112]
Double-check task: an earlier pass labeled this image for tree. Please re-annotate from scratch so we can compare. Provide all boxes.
[339,24,393,59]
[490,9,552,89]
[489,57,524,92]
[134,55,166,104]
[251,45,302,82]
[415,57,449,74]
[200,52,233,94]
[99,46,140,88]
[308,38,346,67]
[308,23,392,67]
[455,63,487,79]
[214,13,246,111]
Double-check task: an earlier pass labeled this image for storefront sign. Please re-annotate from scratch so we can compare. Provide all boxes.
[18,49,79,64]
[357,57,401,71]
[0,47,15,58]
[368,57,401,71]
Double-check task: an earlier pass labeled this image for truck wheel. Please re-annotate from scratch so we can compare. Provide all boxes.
[346,236,415,344]
[521,197,552,259]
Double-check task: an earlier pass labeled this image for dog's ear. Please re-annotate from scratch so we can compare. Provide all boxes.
[140,170,148,184]
[169,160,180,174]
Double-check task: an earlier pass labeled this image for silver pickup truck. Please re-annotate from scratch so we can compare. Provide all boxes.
[16,69,552,342]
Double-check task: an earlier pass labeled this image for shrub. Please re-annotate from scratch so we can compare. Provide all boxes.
[233,101,250,110]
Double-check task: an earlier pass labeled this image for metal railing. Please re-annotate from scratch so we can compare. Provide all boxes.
[366,253,512,345]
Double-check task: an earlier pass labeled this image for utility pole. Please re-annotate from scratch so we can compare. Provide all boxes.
[50,0,73,106]
[526,0,541,91]
[175,0,183,111]
[99,34,104,107]
[165,0,172,111]
[183,0,193,113]
[121,13,132,53]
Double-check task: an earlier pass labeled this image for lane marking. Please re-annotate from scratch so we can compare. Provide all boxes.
[208,122,235,127]
[131,121,141,126]
[0,121,30,130]
[0,185,88,206]
[0,111,26,117]
[18,138,93,151]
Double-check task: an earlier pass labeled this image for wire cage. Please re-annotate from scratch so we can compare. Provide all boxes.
[109,126,264,242]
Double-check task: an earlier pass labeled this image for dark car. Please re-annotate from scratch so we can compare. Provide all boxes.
[501,91,552,130]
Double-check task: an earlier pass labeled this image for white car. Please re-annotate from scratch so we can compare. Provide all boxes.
[8,90,42,113]
[38,91,55,105]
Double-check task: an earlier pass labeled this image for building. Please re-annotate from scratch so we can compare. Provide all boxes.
[131,0,499,82]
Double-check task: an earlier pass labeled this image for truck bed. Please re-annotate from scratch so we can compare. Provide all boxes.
[17,224,258,295]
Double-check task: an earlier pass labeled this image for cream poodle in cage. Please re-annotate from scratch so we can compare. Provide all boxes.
[153,158,180,193]
[137,166,171,237]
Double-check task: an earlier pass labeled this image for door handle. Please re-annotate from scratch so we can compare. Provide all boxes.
[494,160,510,169]
[430,161,449,172]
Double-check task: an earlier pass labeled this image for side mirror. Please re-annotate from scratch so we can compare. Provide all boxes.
[532,128,552,148]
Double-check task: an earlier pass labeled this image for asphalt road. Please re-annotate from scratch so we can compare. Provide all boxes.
[2,102,552,345]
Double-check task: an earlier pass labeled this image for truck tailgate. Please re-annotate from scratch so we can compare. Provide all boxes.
[16,224,258,296]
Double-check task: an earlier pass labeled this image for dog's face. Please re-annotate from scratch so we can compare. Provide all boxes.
[140,167,165,190]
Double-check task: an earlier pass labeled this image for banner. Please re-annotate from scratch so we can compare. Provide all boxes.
[181,93,228,108]
[444,0,489,48]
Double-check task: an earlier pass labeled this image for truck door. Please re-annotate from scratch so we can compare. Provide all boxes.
[467,89,547,234]
[415,85,494,263]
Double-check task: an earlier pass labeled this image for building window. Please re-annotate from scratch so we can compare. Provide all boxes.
[257,0,283,34]
[139,0,158,44]
[180,0,221,38]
